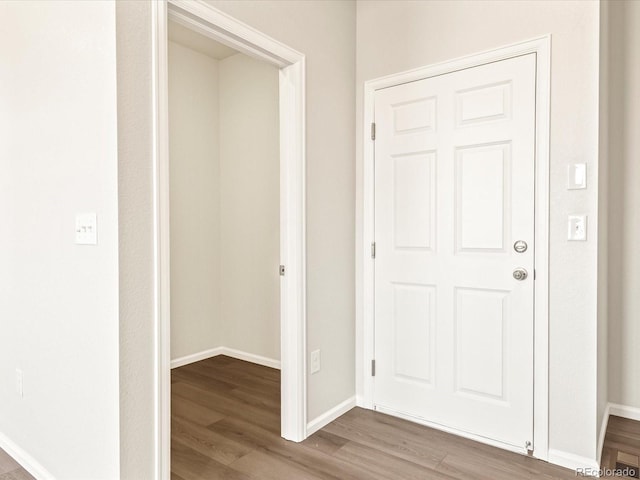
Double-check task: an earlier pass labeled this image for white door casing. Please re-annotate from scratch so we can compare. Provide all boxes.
[153,1,307,479]
[373,54,536,450]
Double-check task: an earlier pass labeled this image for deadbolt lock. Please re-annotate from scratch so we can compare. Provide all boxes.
[514,240,528,253]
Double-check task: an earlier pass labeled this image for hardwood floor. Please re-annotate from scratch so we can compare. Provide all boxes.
[601,415,640,478]
[0,448,34,480]
[172,355,577,479]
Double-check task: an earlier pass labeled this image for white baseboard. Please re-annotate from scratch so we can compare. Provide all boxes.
[0,432,55,480]
[219,347,281,370]
[171,346,281,370]
[171,347,224,369]
[548,449,599,475]
[306,396,356,436]
[608,402,640,422]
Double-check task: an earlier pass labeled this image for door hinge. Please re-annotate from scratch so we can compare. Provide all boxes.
[371,242,376,259]
[279,265,285,276]
[533,269,536,280]
[525,440,533,453]
[371,359,376,377]
[371,122,376,141]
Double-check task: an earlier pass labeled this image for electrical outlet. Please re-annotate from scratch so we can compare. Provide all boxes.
[16,369,23,398]
[310,350,321,374]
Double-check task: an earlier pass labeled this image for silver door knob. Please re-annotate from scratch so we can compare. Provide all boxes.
[513,268,528,281]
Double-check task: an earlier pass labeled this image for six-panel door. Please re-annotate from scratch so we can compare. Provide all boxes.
[374,54,536,449]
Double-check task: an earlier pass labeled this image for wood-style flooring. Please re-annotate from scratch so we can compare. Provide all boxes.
[602,415,640,478]
[172,355,577,480]
[0,448,34,480]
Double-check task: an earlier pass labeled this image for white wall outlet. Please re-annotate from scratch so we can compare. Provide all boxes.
[568,215,587,241]
[568,163,587,189]
[16,368,23,398]
[75,213,97,245]
[310,349,321,374]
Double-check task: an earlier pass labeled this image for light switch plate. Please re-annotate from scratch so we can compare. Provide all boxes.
[310,349,321,374]
[568,215,587,241]
[76,213,97,245]
[568,163,587,190]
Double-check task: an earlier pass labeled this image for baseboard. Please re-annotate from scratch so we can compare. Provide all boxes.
[548,449,599,475]
[170,347,224,369]
[597,403,611,466]
[608,402,640,422]
[219,347,281,370]
[306,396,356,436]
[0,432,55,480]
[171,346,281,370]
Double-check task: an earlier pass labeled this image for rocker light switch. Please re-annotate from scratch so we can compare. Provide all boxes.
[76,213,97,245]
[568,215,587,241]
[568,163,587,190]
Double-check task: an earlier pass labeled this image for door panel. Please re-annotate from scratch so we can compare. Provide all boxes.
[374,54,536,449]
[393,152,436,249]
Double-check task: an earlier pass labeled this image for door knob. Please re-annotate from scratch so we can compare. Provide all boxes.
[513,268,528,281]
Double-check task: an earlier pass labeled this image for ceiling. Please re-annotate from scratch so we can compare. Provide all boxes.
[168,21,238,60]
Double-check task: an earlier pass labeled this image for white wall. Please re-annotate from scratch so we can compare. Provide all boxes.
[219,54,280,361]
[0,1,120,478]
[168,41,223,360]
[607,0,640,411]
[355,0,602,463]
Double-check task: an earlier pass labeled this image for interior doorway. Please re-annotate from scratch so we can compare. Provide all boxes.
[152,2,307,478]
[167,22,284,475]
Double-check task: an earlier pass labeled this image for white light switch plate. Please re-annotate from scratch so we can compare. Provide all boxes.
[310,350,321,374]
[76,213,97,245]
[568,215,587,241]
[568,163,587,189]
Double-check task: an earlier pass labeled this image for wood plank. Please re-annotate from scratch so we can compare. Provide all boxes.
[0,450,21,476]
[173,381,280,433]
[301,430,350,456]
[172,395,226,426]
[333,440,457,480]
[322,410,447,469]
[171,441,253,480]
[0,470,36,480]
[437,452,575,480]
[209,416,400,480]
[229,450,325,480]
[172,416,252,465]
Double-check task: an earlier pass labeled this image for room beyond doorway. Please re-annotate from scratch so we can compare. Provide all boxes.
[168,23,282,370]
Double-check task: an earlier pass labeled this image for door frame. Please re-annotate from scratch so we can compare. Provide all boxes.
[151,1,308,478]
[358,36,551,459]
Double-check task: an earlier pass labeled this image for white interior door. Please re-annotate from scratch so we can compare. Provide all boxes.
[373,54,536,449]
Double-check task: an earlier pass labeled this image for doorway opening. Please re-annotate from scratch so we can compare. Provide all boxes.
[152,2,307,478]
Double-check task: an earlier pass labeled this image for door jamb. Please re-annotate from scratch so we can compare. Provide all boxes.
[358,35,551,460]
[151,1,307,478]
